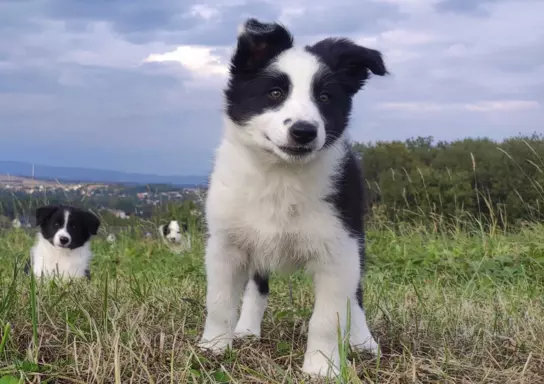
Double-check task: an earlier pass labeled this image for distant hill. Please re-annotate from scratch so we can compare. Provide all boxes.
[0,161,208,187]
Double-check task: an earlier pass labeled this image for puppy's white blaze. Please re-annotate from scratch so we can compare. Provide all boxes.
[53,209,71,247]
[274,48,323,119]
[234,278,268,338]
[166,221,183,243]
[256,49,326,151]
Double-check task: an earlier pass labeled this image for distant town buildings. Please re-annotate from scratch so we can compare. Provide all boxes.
[0,174,207,221]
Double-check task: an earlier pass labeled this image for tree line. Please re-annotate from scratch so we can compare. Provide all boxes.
[354,133,544,225]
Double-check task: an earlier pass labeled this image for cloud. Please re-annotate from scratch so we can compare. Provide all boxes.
[465,100,540,112]
[144,46,229,78]
[0,0,543,175]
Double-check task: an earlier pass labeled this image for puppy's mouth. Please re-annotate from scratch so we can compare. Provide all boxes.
[49,239,70,249]
[278,146,313,156]
[264,135,315,157]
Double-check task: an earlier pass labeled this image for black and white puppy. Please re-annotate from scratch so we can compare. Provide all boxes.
[199,19,387,377]
[159,220,191,252]
[26,205,100,280]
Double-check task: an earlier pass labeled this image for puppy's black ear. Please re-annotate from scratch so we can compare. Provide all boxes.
[160,224,168,237]
[83,212,100,236]
[181,222,188,232]
[35,205,59,226]
[307,38,387,95]
[230,18,293,75]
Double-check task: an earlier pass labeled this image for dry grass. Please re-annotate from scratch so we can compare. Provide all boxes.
[1,223,543,383]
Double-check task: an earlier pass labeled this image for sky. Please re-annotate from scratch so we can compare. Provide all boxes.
[0,0,543,176]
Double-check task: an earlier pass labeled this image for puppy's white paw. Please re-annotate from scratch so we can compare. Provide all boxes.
[234,323,261,339]
[351,337,380,355]
[302,351,339,377]
[197,336,231,355]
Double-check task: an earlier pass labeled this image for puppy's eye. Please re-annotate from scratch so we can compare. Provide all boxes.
[318,92,330,103]
[54,222,60,228]
[268,88,283,100]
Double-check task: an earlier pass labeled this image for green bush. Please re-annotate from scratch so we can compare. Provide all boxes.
[356,133,544,226]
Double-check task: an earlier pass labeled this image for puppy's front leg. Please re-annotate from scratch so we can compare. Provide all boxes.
[199,236,248,353]
[302,241,362,377]
[234,272,269,338]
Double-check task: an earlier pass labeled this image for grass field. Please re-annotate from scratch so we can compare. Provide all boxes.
[0,221,543,383]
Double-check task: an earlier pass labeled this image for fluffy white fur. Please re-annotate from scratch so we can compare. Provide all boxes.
[30,232,92,279]
[199,51,377,377]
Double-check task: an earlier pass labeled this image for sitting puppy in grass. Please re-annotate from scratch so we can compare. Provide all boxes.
[25,205,100,280]
[159,220,192,253]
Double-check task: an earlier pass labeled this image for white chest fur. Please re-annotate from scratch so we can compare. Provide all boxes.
[31,234,92,278]
[206,137,350,272]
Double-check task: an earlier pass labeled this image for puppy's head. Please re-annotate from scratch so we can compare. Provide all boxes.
[225,18,387,164]
[160,220,188,244]
[35,205,101,249]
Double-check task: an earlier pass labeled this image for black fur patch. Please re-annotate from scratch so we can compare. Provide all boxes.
[253,272,270,296]
[325,146,368,308]
[162,223,169,237]
[229,18,293,76]
[306,37,387,96]
[225,19,294,125]
[306,38,387,148]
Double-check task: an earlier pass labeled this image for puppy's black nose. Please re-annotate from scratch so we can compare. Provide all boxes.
[59,236,70,245]
[289,121,318,145]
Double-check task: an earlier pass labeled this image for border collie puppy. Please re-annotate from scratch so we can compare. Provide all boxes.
[198,19,387,376]
[26,205,100,280]
[159,220,191,252]
[106,233,117,244]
